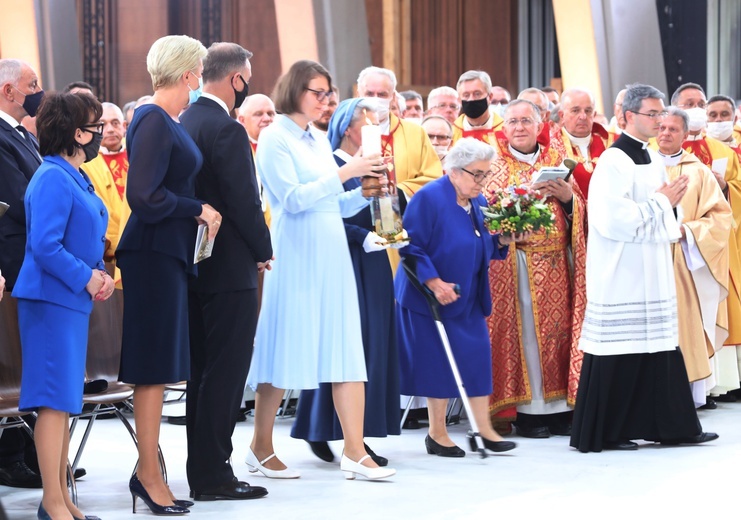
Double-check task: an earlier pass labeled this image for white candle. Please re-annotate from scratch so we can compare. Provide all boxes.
[361,125,382,156]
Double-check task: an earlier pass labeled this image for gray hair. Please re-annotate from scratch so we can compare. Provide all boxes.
[517,88,548,110]
[670,82,705,106]
[443,137,496,171]
[0,59,23,87]
[202,42,253,83]
[357,66,397,91]
[427,86,458,108]
[456,70,492,92]
[665,106,689,132]
[395,91,406,112]
[122,100,136,121]
[504,99,542,122]
[400,90,423,107]
[550,104,561,124]
[623,83,665,114]
[101,101,124,120]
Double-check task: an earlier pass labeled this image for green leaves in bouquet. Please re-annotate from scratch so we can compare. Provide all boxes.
[483,184,556,235]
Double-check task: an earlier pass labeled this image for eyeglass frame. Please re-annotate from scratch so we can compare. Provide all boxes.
[305,87,335,103]
[503,117,537,127]
[460,167,493,185]
[628,110,668,120]
[80,123,104,134]
[427,133,452,142]
[431,102,461,111]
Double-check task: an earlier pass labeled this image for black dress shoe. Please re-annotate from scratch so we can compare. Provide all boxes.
[174,499,194,508]
[714,393,737,403]
[363,443,388,467]
[307,440,335,463]
[74,467,87,480]
[699,398,717,410]
[167,416,187,426]
[0,460,42,488]
[661,432,719,445]
[83,379,108,394]
[514,424,550,439]
[192,479,268,501]
[604,440,638,451]
[425,435,465,457]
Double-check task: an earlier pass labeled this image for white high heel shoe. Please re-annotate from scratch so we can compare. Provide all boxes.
[245,448,301,479]
[340,454,396,480]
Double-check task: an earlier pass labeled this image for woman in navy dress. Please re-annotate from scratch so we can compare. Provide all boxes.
[116,35,220,515]
[396,138,523,457]
[291,98,402,465]
[15,91,112,520]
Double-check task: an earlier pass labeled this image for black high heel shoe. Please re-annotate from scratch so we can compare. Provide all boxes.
[469,435,517,453]
[129,474,190,515]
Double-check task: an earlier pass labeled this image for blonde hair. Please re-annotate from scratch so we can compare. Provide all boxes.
[146,35,207,90]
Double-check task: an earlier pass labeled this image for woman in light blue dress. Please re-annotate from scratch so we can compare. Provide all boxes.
[245,60,395,481]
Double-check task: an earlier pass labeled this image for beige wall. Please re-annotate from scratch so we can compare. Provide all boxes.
[0,0,41,81]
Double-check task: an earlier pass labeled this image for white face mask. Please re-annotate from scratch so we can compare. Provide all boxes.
[433,144,448,158]
[491,103,507,118]
[685,107,707,132]
[374,97,391,122]
[706,121,734,141]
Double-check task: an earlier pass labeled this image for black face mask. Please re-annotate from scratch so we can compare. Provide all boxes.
[81,131,103,163]
[14,88,45,117]
[233,74,249,111]
[461,97,489,119]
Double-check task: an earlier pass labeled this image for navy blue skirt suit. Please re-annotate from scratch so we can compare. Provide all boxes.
[117,104,203,385]
[395,175,508,398]
[14,155,107,414]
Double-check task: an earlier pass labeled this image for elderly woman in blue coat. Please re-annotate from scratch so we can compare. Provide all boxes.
[396,137,526,457]
[14,91,113,520]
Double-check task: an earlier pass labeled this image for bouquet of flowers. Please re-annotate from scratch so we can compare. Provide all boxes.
[482,184,555,234]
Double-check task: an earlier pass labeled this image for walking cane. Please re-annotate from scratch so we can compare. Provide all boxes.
[400,257,488,459]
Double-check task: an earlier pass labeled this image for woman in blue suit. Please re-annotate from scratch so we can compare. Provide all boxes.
[396,138,524,457]
[14,91,113,520]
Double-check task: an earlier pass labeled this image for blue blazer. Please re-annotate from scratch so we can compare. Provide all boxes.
[395,175,508,319]
[13,155,107,313]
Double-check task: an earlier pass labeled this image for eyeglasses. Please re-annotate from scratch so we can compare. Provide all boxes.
[431,103,461,111]
[461,167,493,185]
[677,101,706,109]
[630,110,668,120]
[504,117,536,127]
[81,123,104,134]
[306,88,335,102]
[427,133,452,142]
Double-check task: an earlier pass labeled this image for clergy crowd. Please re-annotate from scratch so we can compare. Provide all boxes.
[2,34,741,518]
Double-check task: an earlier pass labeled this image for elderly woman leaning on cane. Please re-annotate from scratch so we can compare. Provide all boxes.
[395,137,529,457]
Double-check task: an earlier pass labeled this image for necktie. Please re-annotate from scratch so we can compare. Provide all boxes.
[15,125,29,140]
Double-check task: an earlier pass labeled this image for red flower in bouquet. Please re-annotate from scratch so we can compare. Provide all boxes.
[482,184,555,234]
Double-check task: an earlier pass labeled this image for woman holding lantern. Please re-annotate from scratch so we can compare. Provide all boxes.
[291,98,404,466]
[245,61,396,481]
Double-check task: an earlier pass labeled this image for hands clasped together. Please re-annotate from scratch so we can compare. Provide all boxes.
[86,269,114,302]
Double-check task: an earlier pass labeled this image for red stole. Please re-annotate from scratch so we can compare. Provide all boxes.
[102,150,128,200]
[683,138,713,167]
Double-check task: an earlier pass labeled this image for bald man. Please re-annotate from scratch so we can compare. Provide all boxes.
[237,94,276,154]
[608,88,627,144]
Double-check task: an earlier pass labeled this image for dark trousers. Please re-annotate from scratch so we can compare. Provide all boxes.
[185,289,258,491]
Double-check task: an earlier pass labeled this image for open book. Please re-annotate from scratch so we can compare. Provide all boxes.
[531,166,570,184]
[193,223,215,264]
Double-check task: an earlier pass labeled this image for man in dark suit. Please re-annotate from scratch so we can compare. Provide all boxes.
[0,58,44,489]
[181,42,272,501]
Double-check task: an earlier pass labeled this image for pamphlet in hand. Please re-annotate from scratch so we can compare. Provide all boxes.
[0,201,8,219]
[194,223,215,264]
[531,166,570,184]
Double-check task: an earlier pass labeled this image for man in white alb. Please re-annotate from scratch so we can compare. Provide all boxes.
[570,84,718,452]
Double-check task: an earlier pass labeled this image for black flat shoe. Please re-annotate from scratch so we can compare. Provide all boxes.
[514,424,551,439]
[191,478,268,501]
[425,435,465,457]
[307,440,335,463]
[364,443,388,467]
[129,474,190,515]
[482,437,517,452]
[604,440,638,451]
[661,432,719,445]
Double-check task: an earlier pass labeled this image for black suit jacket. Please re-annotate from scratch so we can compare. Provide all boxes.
[0,117,43,288]
[180,97,272,293]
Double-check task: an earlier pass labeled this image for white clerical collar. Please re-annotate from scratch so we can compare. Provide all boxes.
[101,143,126,155]
[508,144,540,165]
[463,114,492,131]
[564,129,591,147]
[201,92,229,114]
[622,131,649,149]
[0,109,21,129]
[657,149,684,167]
[333,149,353,163]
